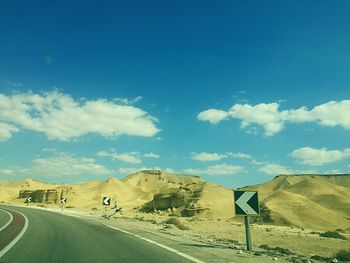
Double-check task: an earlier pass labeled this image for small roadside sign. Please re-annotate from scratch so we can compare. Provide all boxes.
[234,191,259,216]
[60,197,67,211]
[102,197,111,206]
[233,190,260,252]
[26,196,32,206]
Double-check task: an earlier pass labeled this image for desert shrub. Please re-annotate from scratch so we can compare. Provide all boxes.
[309,231,320,235]
[274,247,292,255]
[165,217,189,230]
[259,244,270,250]
[258,244,293,255]
[310,255,330,261]
[65,205,75,209]
[335,249,350,261]
[91,207,98,211]
[319,231,347,240]
[251,203,273,223]
[260,204,273,223]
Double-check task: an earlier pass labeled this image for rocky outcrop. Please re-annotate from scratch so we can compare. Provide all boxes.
[140,182,209,216]
[18,190,34,199]
[18,189,58,203]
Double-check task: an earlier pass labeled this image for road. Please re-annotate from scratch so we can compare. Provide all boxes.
[0,205,199,263]
[0,210,11,231]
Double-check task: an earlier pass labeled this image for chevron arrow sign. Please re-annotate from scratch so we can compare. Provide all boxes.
[234,191,259,216]
[103,197,111,205]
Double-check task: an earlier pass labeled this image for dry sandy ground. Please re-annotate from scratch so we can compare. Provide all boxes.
[100,212,349,262]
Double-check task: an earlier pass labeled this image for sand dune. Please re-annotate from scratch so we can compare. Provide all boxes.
[243,174,350,230]
[1,172,349,230]
[122,170,202,193]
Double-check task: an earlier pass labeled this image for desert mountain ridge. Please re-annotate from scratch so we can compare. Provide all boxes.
[241,173,350,230]
[1,171,349,230]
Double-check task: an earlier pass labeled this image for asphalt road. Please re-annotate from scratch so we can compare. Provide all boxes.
[0,205,197,263]
[0,210,10,230]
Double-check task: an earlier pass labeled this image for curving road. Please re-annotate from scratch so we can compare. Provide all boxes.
[0,210,11,231]
[0,205,199,263]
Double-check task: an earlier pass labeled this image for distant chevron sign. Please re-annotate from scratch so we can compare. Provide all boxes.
[61,198,67,204]
[234,191,259,216]
[103,197,111,205]
[27,197,32,202]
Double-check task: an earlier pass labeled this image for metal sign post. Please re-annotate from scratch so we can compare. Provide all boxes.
[26,196,32,206]
[244,216,252,251]
[234,191,259,252]
[61,197,67,211]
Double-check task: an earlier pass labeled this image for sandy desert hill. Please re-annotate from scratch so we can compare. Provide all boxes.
[1,172,349,231]
[71,177,153,209]
[122,170,203,193]
[242,174,350,230]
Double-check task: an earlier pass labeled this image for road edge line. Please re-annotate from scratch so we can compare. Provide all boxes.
[0,209,29,259]
[105,225,205,263]
[0,209,13,232]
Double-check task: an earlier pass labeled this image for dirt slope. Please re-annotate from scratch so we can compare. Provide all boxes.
[1,173,349,230]
[243,174,350,230]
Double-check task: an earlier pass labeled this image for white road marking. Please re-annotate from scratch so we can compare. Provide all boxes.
[0,209,29,259]
[105,225,205,263]
[0,209,13,232]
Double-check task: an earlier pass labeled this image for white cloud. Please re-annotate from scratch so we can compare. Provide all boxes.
[287,101,350,129]
[258,163,317,176]
[2,80,23,88]
[190,152,252,162]
[258,163,294,175]
[0,169,15,175]
[144,153,160,159]
[291,147,350,166]
[9,153,112,177]
[198,100,350,136]
[229,103,287,136]
[197,109,228,124]
[184,164,244,176]
[0,122,19,142]
[251,159,269,166]
[226,152,252,159]
[97,150,141,164]
[324,169,344,174]
[164,168,175,173]
[191,152,226,162]
[113,96,143,105]
[0,91,159,142]
[42,147,57,152]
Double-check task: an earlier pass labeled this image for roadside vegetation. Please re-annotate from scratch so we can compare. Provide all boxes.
[319,231,347,240]
[335,249,350,261]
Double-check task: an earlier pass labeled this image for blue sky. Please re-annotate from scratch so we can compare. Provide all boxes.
[0,1,350,188]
